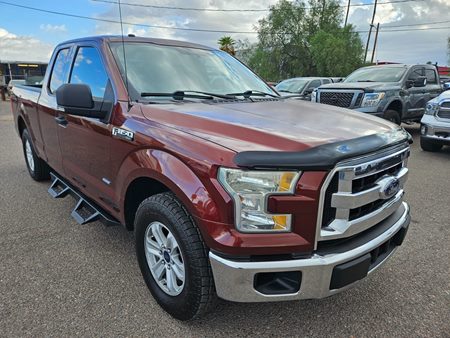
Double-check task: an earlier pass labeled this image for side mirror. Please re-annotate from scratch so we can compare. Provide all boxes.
[413,76,427,88]
[56,83,106,118]
[304,88,313,95]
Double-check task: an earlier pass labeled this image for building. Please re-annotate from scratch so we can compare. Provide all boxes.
[0,60,48,86]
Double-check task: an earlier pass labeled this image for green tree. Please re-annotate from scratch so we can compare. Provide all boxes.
[310,26,364,76]
[218,36,236,56]
[248,0,363,81]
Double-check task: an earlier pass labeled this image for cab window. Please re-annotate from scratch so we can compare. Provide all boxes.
[408,67,424,81]
[307,80,321,89]
[425,69,437,84]
[70,47,108,99]
[49,48,70,93]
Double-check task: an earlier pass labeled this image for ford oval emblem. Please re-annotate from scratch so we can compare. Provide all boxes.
[337,144,351,153]
[377,176,400,199]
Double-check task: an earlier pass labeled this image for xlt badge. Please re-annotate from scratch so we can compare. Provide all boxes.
[112,127,134,141]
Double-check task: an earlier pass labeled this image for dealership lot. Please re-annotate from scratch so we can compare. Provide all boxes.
[0,100,448,337]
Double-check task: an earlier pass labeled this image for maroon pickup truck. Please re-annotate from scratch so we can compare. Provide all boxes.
[11,36,411,320]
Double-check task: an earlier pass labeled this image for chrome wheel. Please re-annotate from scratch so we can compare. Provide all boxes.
[25,140,35,172]
[144,221,185,296]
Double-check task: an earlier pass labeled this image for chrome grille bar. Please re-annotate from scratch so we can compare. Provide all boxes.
[315,145,410,247]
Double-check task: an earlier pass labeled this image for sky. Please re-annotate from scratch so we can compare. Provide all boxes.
[0,0,449,66]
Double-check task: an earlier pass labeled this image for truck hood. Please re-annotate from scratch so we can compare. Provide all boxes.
[319,82,401,92]
[140,99,399,153]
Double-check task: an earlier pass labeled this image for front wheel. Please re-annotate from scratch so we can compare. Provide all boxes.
[383,109,401,125]
[135,192,216,320]
[420,137,443,152]
[21,129,50,181]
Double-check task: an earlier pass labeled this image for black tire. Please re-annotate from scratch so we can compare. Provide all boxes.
[21,129,50,181]
[135,192,216,320]
[420,137,443,152]
[383,109,401,125]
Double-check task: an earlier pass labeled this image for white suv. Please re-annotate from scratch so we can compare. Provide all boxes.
[420,91,450,152]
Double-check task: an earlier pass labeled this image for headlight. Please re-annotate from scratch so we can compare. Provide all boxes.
[361,92,385,107]
[311,89,317,102]
[218,168,301,233]
[424,102,439,115]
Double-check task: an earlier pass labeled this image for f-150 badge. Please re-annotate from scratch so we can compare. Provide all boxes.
[112,127,134,141]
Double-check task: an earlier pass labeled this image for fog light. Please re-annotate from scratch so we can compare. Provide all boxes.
[420,125,427,135]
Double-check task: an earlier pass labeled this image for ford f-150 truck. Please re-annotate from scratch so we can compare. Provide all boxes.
[312,64,442,124]
[11,36,411,321]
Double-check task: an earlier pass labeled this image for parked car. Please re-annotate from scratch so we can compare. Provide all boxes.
[11,36,411,320]
[276,77,333,100]
[420,90,450,151]
[439,75,450,91]
[312,64,442,124]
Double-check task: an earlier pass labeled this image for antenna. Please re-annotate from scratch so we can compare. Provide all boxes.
[117,0,130,106]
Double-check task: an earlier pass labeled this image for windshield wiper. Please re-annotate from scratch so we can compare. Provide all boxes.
[140,90,235,100]
[356,80,376,82]
[226,90,279,98]
[278,90,294,93]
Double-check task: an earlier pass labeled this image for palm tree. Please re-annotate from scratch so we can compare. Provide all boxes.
[218,36,236,56]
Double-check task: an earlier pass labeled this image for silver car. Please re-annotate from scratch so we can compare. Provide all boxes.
[420,90,450,152]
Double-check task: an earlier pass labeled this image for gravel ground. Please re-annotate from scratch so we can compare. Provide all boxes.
[0,99,449,337]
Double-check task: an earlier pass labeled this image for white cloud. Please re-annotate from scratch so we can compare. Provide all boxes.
[93,0,450,65]
[0,27,53,62]
[39,24,67,33]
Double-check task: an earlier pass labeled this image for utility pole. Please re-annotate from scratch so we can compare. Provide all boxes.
[344,0,351,27]
[371,23,380,64]
[364,0,378,63]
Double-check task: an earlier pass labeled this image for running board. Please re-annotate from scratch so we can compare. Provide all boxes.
[48,172,121,227]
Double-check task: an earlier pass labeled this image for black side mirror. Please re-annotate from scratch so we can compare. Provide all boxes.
[56,83,106,118]
[304,88,313,95]
[413,76,427,88]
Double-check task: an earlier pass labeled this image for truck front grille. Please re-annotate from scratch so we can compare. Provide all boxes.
[319,92,354,108]
[318,146,410,243]
[437,101,450,119]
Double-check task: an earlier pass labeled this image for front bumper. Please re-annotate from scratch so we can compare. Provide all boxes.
[421,115,450,145]
[209,202,410,302]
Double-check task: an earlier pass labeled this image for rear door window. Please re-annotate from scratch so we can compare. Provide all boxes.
[69,47,109,99]
[49,48,70,93]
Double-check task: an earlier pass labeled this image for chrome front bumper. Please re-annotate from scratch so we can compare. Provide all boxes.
[421,114,450,144]
[209,202,410,303]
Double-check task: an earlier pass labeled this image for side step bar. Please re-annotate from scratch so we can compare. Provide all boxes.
[48,172,121,227]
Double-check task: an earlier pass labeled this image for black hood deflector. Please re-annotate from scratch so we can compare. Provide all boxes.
[234,129,412,170]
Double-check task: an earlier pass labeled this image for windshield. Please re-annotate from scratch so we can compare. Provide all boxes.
[109,42,275,100]
[344,67,406,83]
[275,79,309,93]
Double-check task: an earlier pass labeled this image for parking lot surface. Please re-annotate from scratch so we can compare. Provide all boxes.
[0,99,449,337]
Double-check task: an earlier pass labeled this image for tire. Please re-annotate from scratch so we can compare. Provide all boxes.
[383,109,401,125]
[21,129,50,181]
[135,192,216,320]
[420,137,443,152]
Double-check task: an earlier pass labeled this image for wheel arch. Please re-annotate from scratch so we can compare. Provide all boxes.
[386,100,403,117]
[17,114,27,137]
[118,149,226,231]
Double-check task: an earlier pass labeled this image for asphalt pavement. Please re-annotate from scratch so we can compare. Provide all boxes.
[0,99,449,337]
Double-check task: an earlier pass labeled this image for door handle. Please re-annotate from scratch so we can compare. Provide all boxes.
[55,115,68,127]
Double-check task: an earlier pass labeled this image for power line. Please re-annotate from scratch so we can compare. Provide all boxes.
[381,19,450,28]
[91,0,426,12]
[0,1,448,35]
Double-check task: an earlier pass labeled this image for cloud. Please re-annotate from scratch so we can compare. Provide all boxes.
[93,0,450,65]
[348,0,450,64]
[39,24,67,33]
[0,27,53,62]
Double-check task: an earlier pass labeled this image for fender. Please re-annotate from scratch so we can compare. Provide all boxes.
[115,148,231,226]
